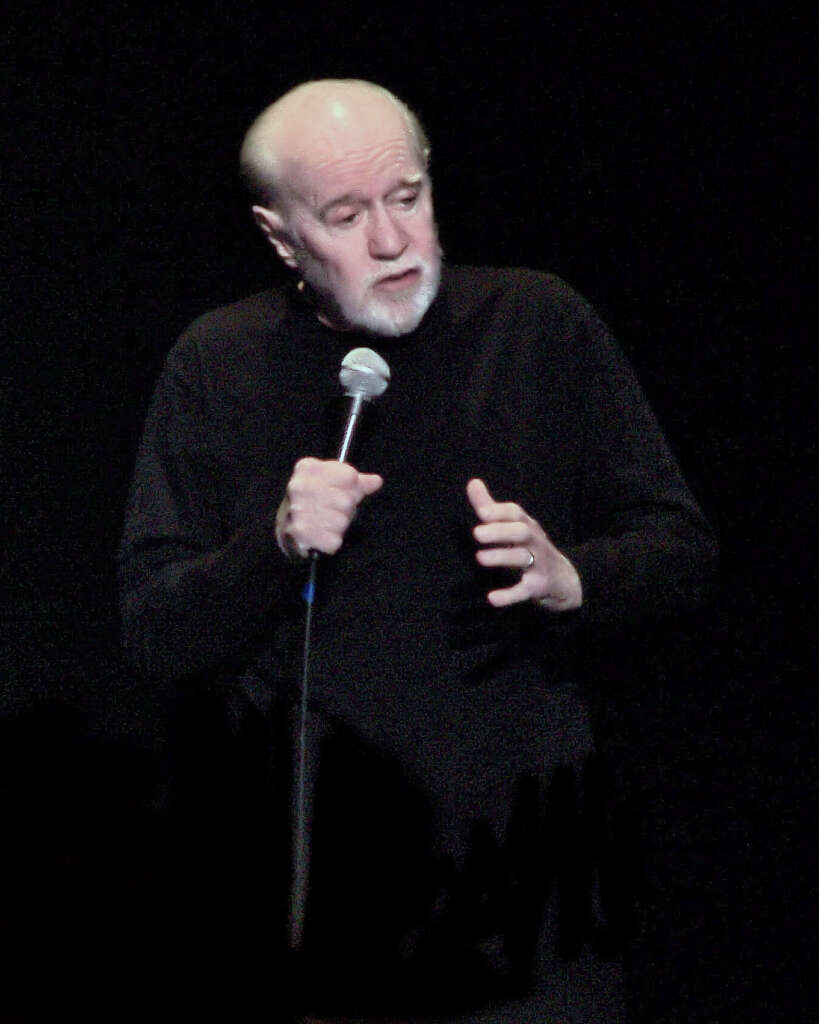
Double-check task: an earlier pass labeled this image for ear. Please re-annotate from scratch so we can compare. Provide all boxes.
[252,205,300,269]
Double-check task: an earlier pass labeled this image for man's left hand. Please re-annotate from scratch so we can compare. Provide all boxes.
[467,478,583,612]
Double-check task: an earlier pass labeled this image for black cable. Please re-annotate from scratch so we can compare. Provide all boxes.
[289,552,318,951]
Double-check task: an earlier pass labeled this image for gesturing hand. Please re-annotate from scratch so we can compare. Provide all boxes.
[276,457,383,558]
[466,478,583,611]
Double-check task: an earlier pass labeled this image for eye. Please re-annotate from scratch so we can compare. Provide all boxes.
[395,191,419,209]
[334,210,361,227]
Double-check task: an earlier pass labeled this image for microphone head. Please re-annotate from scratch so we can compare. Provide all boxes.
[339,347,391,400]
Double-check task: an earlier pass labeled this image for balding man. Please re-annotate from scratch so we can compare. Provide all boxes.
[119,79,716,1021]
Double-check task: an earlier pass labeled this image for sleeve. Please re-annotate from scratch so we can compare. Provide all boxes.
[117,340,299,680]
[558,289,718,628]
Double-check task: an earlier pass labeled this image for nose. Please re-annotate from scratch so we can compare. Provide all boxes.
[367,204,408,260]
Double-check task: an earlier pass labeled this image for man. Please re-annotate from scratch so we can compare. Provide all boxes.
[119,79,716,1020]
[241,79,583,611]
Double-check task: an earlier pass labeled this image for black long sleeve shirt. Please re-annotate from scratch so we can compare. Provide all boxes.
[118,265,717,1010]
[119,265,716,687]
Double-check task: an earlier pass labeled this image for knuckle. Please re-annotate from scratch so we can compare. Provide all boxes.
[506,523,526,543]
[288,526,308,549]
[286,480,310,506]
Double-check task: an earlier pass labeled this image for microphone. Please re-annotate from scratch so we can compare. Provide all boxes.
[335,347,391,462]
[289,347,390,954]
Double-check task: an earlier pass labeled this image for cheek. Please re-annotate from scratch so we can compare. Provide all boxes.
[413,209,439,255]
[301,233,366,284]
[332,250,371,290]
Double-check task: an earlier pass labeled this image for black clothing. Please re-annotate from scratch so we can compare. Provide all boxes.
[119,266,716,1018]
[120,266,713,675]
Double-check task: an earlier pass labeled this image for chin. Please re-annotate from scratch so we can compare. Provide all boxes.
[351,267,441,337]
[353,305,425,337]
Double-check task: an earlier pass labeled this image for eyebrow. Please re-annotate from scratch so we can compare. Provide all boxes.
[318,175,425,219]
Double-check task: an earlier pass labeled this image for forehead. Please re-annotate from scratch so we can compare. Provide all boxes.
[278,100,424,208]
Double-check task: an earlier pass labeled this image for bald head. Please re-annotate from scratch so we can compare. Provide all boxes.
[240,79,430,207]
[240,78,441,337]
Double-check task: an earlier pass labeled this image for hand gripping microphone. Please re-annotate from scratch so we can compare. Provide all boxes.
[303,347,390,565]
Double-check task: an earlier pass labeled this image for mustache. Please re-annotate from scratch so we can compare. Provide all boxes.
[366,251,442,289]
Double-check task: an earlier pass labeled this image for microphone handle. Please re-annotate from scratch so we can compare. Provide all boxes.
[337,390,366,463]
[306,390,367,566]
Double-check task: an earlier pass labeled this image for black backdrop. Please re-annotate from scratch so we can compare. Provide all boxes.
[3,3,815,1020]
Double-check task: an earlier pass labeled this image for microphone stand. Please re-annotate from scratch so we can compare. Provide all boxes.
[289,391,365,951]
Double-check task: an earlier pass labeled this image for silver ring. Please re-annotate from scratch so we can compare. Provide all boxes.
[523,549,535,571]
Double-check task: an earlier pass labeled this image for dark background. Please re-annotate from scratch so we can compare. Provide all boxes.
[3,3,815,1020]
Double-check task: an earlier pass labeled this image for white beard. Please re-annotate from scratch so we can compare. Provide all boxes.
[297,249,442,337]
[346,257,442,336]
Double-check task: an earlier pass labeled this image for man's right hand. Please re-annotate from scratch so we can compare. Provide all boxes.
[275,456,383,558]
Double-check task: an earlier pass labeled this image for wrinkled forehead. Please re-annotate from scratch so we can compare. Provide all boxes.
[275,99,425,208]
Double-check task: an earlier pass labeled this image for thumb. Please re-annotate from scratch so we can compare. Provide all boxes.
[358,472,384,496]
[466,477,494,516]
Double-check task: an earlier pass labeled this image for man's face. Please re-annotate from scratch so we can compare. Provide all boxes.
[275,108,441,337]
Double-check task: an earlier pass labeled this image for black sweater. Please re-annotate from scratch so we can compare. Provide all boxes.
[119,264,715,688]
[118,266,716,1008]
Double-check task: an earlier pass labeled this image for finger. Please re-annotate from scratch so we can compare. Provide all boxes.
[357,472,384,497]
[467,480,527,525]
[473,521,530,546]
[296,457,360,486]
[307,529,344,556]
[485,578,534,607]
[466,478,494,516]
[288,483,355,518]
[475,545,536,570]
[311,508,352,534]
[290,465,379,506]
[477,502,527,524]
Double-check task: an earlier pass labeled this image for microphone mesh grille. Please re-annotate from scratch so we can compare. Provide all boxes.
[339,347,391,399]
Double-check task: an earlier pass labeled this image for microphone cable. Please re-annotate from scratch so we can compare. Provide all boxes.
[288,348,390,952]
[289,552,318,951]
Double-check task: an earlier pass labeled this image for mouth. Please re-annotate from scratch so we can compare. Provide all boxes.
[373,267,421,293]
